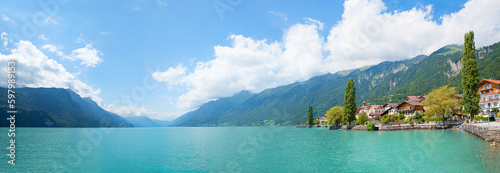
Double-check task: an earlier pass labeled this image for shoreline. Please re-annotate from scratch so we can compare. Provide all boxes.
[298,121,500,144]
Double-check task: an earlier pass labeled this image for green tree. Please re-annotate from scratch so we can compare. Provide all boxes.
[422,85,460,128]
[461,31,480,121]
[343,78,356,125]
[366,123,376,130]
[325,106,343,126]
[397,114,406,121]
[306,105,314,126]
[356,111,370,125]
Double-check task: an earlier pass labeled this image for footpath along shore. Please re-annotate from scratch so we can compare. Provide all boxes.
[464,121,500,143]
[297,120,500,145]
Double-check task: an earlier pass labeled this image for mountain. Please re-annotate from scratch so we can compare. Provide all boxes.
[124,116,170,127]
[171,42,500,127]
[0,87,133,127]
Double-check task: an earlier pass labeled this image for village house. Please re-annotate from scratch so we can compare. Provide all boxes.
[478,79,500,116]
[355,101,384,119]
[368,105,384,118]
[379,103,400,117]
[317,115,328,124]
[395,96,426,118]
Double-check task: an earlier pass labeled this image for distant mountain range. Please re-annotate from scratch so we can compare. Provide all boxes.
[124,116,170,127]
[0,87,134,127]
[170,42,500,127]
[2,42,498,127]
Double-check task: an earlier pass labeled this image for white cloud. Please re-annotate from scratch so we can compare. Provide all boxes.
[99,31,110,35]
[1,15,8,21]
[154,20,325,110]
[157,0,167,6]
[42,44,103,67]
[152,65,187,85]
[324,0,500,72]
[102,104,180,121]
[44,16,59,25]
[154,0,500,114]
[134,5,141,11]
[102,104,156,117]
[75,33,85,43]
[0,41,103,104]
[39,34,49,40]
[268,11,287,22]
[1,15,15,24]
[41,44,64,57]
[1,32,9,48]
[63,44,104,67]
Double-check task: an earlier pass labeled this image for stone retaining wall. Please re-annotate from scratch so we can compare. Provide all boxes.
[351,125,367,131]
[464,124,500,142]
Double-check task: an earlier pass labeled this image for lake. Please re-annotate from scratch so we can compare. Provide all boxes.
[1,127,499,172]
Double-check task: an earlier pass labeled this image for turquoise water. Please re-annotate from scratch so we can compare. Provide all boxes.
[1,127,499,172]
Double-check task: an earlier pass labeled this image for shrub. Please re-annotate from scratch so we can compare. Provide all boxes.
[398,114,406,120]
[489,116,495,121]
[404,119,409,124]
[473,116,482,121]
[413,113,424,122]
[424,117,443,122]
[366,123,377,130]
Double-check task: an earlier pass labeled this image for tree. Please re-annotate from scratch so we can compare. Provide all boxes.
[422,85,459,128]
[397,114,406,121]
[461,31,480,121]
[356,111,370,125]
[325,106,343,126]
[343,78,356,125]
[306,105,314,126]
[366,123,376,130]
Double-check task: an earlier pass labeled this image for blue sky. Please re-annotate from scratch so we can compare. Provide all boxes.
[1,0,499,120]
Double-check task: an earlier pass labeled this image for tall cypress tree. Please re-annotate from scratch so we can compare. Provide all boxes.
[343,78,356,125]
[307,105,314,126]
[461,31,480,120]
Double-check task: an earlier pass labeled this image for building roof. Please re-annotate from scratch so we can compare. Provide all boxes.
[406,96,426,102]
[370,105,384,109]
[397,100,422,107]
[370,112,384,117]
[383,103,399,107]
[479,79,500,85]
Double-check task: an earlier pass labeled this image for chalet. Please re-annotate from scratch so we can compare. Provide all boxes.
[368,105,384,118]
[380,103,400,116]
[317,116,328,124]
[355,101,371,118]
[454,94,463,102]
[355,101,384,118]
[405,96,426,102]
[396,96,426,118]
[478,79,500,115]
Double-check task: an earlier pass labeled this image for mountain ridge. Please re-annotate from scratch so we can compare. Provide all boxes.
[0,87,133,127]
[170,41,500,127]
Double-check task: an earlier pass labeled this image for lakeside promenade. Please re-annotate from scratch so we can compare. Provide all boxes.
[298,121,500,145]
[464,121,500,143]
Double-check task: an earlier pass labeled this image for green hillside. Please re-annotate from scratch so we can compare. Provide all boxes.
[0,87,133,127]
[171,41,500,127]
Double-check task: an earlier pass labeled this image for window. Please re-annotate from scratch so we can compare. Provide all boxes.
[483,85,485,89]
[489,84,491,88]
[496,89,498,93]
